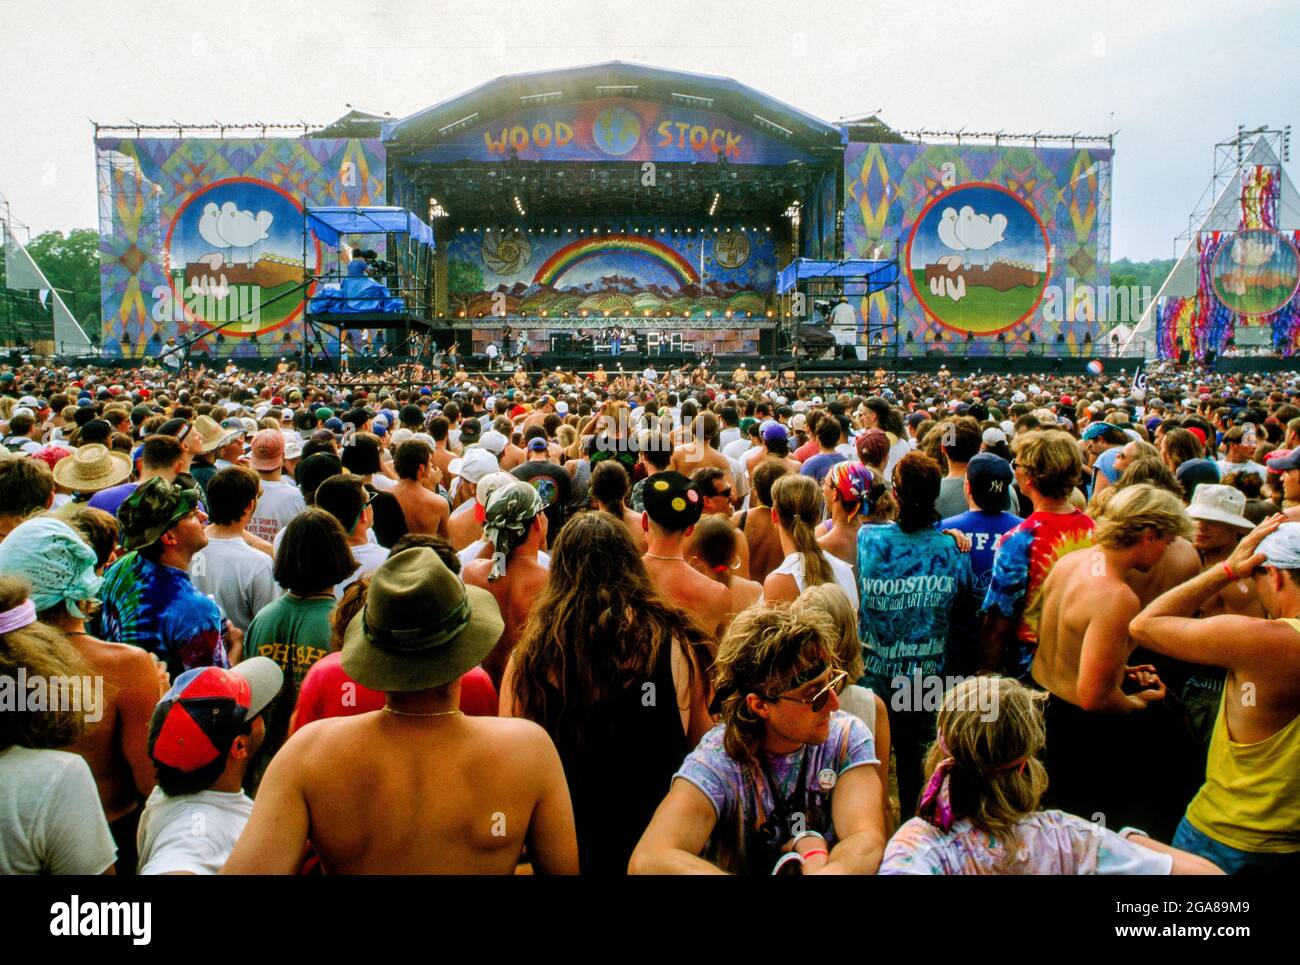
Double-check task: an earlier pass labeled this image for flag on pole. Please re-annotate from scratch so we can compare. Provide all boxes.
[38,289,49,308]
[1131,362,1149,399]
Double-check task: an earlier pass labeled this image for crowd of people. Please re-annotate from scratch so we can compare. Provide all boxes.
[1,354,1298,875]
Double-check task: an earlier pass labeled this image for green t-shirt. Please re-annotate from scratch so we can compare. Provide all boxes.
[243,594,336,788]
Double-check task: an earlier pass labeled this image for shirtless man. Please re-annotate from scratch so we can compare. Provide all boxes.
[685,466,749,578]
[391,440,450,539]
[427,416,457,481]
[1031,483,1198,841]
[671,412,735,492]
[462,482,549,691]
[640,471,731,642]
[744,423,801,489]
[222,548,578,875]
[1130,516,1300,873]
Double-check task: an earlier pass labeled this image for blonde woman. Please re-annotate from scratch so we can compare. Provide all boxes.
[880,677,1222,874]
[762,474,857,608]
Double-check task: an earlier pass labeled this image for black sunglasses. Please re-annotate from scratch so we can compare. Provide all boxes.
[767,670,848,713]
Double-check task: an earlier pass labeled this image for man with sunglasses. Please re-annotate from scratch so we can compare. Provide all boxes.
[631,606,886,875]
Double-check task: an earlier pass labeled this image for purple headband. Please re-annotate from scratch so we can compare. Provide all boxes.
[917,736,1028,833]
[0,599,37,635]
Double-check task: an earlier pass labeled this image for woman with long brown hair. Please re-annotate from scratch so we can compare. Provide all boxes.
[502,511,712,875]
[761,473,858,607]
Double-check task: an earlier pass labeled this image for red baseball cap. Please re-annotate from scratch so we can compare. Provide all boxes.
[147,658,282,772]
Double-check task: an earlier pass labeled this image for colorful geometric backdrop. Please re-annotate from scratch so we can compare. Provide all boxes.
[843,141,1112,356]
[95,137,384,359]
[1154,164,1300,359]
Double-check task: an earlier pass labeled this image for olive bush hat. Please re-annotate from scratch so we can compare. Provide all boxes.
[342,547,504,692]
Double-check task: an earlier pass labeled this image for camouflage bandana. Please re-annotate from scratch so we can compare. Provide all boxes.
[482,481,543,581]
[117,476,201,552]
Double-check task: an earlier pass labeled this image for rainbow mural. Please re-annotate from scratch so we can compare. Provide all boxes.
[534,234,699,287]
[446,222,775,321]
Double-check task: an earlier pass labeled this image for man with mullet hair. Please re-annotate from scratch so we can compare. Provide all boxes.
[979,430,1096,677]
[1031,483,1200,842]
[630,605,887,875]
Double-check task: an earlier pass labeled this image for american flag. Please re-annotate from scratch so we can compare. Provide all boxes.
[1131,363,1149,399]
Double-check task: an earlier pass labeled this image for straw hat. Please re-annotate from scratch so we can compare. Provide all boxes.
[52,444,132,493]
[191,414,228,454]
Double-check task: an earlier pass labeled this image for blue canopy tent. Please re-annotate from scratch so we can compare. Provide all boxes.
[302,205,438,376]
[777,258,903,361]
[777,258,900,294]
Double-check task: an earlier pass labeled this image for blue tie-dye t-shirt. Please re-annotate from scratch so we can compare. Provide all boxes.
[856,523,972,685]
[97,551,230,679]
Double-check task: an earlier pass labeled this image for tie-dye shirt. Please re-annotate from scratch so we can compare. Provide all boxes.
[97,551,230,679]
[674,712,877,874]
[880,810,1173,875]
[981,510,1095,674]
[856,523,973,684]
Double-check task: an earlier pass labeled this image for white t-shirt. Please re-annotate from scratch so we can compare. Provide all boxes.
[723,438,753,462]
[719,427,742,451]
[0,746,117,875]
[1217,459,1268,483]
[335,540,390,599]
[457,539,551,572]
[136,785,253,875]
[769,551,859,612]
[884,436,912,482]
[371,473,398,492]
[191,535,280,632]
[248,477,306,542]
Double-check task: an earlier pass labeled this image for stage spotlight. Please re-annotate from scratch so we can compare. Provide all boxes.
[541,310,548,317]
[766,310,774,318]
[725,310,733,318]
[581,310,588,317]
[705,311,712,318]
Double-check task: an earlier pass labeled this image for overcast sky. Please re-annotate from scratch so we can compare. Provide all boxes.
[1,0,1294,260]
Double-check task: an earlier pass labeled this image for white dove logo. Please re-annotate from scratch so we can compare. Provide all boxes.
[937,205,1007,268]
[196,201,274,268]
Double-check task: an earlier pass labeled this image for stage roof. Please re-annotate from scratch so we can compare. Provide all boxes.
[383,61,844,157]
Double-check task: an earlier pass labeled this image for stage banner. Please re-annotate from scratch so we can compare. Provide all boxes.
[95,137,385,359]
[396,98,815,166]
[843,141,1113,357]
[446,222,776,356]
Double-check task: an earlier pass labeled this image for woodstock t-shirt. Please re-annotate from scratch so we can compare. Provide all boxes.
[880,811,1173,875]
[856,523,972,685]
[981,509,1096,675]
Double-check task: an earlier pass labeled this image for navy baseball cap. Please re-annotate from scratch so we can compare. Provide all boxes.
[641,471,704,531]
[966,453,1015,511]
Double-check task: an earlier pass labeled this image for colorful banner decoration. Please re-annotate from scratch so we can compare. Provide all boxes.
[96,137,384,359]
[446,222,775,322]
[1152,155,1300,360]
[398,98,815,166]
[842,141,1112,356]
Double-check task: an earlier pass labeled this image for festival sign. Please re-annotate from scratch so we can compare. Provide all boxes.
[843,141,1112,355]
[402,98,815,166]
[96,137,384,358]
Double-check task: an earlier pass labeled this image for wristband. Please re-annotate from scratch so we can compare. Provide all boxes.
[790,829,827,847]
[1221,562,1237,581]
[771,852,804,876]
[801,848,829,861]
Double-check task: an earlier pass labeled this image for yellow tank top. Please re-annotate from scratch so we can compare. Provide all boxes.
[1185,618,1300,853]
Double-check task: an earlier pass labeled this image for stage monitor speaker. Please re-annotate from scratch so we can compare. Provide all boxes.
[1178,349,1190,364]
[1204,349,1217,368]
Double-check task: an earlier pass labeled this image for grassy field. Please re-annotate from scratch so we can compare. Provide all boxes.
[911,269,1044,333]
[1214,280,1299,317]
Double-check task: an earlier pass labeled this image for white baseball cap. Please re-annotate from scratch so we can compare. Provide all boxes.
[1185,484,1253,530]
[479,430,508,455]
[448,447,499,484]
